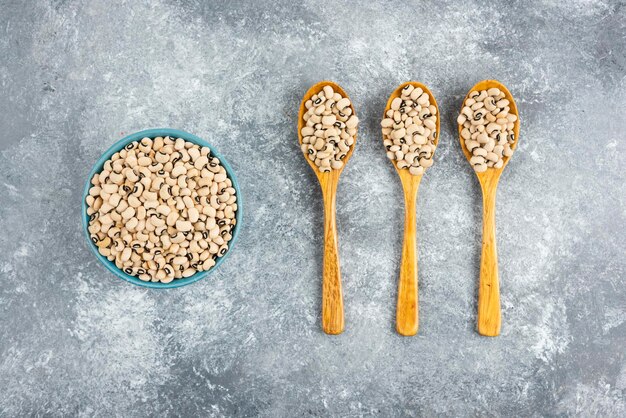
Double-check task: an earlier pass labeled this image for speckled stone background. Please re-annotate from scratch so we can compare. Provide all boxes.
[1,0,625,416]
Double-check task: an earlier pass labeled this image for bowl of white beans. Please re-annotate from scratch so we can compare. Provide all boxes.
[82,128,242,288]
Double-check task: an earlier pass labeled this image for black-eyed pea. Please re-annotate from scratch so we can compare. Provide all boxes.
[486,152,499,163]
[224,206,235,219]
[96,236,111,247]
[125,217,139,230]
[175,220,193,232]
[210,171,226,183]
[87,222,102,239]
[506,114,517,123]
[187,207,199,223]
[159,184,172,200]
[187,147,200,161]
[198,173,215,187]
[470,154,485,166]
[154,269,167,281]
[484,140,495,153]
[180,196,193,209]
[408,87,422,101]
[120,247,132,262]
[214,234,225,246]
[109,193,122,207]
[476,133,489,144]
[208,195,220,210]
[496,99,509,108]
[175,197,185,211]
[206,241,218,254]
[202,258,216,270]
[414,134,428,146]
[109,211,122,224]
[121,206,135,220]
[408,165,423,176]
[173,185,185,197]
[148,230,161,245]
[100,183,117,195]
[197,186,211,197]
[150,177,164,192]
[109,171,124,185]
[98,245,112,257]
[419,157,434,169]
[464,140,479,152]
[107,226,121,238]
[149,215,165,228]
[146,214,159,230]
[201,205,216,219]
[423,119,436,130]
[486,123,501,134]
[136,231,149,242]
[473,147,488,158]
[99,213,113,225]
[217,244,229,257]
[396,160,408,169]
[156,204,170,217]
[471,101,484,111]
[192,156,208,170]
[474,162,488,172]
[136,219,146,232]
[496,108,509,118]
[137,273,150,282]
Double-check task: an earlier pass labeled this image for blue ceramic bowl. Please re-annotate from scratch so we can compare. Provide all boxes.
[82,128,242,288]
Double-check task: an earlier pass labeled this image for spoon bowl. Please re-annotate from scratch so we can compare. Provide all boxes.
[458,80,520,177]
[298,81,357,176]
[383,82,439,336]
[385,82,440,174]
[298,81,357,335]
[458,79,520,336]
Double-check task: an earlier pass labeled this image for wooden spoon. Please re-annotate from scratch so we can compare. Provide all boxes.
[458,80,520,337]
[383,82,440,336]
[298,81,357,335]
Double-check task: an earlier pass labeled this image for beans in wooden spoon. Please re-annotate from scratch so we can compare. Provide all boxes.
[382,82,440,336]
[457,79,520,336]
[298,81,358,335]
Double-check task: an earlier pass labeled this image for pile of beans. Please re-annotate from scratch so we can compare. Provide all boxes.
[300,85,358,172]
[86,136,237,283]
[381,85,438,176]
[458,88,517,172]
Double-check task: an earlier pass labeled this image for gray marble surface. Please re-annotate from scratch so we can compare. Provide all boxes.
[1,0,625,416]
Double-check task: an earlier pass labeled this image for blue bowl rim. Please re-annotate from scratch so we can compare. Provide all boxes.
[82,128,242,289]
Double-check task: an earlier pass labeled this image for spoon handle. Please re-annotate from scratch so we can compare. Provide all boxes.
[396,175,420,336]
[478,182,501,336]
[320,176,344,335]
